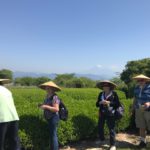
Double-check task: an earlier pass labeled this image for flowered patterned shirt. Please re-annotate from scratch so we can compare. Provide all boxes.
[43,94,60,119]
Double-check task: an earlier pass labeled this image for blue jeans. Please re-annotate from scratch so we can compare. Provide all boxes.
[98,113,116,146]
[0,121,20,150]
[47,115,59,150]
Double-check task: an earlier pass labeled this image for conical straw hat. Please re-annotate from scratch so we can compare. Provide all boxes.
[132,74,150,81]
[0,79,11,84]
[96,80,117,89]
[39,81,61,91]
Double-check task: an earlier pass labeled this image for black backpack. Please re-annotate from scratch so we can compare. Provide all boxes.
[59,99,68,121]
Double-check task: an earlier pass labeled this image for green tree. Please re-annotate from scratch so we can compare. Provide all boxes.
[120,58,150,84]
[34,77,51,86]
[65,78,84,88]
[14,77,34,86]
[79,77,96,88]
[54,73,75,86]
[111,77,128,97]
[120,58,150,97]
[0,69,13,80]
[54,74,96,88]
[14,78,22,85]
[14,76,51,86]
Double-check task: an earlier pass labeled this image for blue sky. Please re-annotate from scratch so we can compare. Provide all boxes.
[0,0,150,76]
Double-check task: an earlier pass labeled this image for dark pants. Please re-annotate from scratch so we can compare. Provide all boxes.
[98,113,116,146]
[47,115,59,150]
[0,121,20,150]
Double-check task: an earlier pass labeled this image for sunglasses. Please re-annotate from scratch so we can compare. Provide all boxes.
[137,79,145,82]
[102,84,110,87]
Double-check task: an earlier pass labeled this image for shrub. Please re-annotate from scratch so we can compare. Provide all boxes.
[11,88,133,149]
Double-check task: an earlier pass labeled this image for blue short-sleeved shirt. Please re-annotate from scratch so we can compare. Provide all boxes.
[134,84,150,108]
[43,95,60,119]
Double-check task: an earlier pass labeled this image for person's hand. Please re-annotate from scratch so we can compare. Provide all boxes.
[38,103,43,108]
[101,100,110,106]
[100,100,106,105]
[39,104,47,110]
[144,102,150,109]
[130,107,135,115]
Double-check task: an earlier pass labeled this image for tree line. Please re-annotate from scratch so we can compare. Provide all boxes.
[0,70,96,88]
[1,57,150,97]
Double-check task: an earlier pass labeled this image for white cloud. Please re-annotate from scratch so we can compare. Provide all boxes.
[96,64,103,68]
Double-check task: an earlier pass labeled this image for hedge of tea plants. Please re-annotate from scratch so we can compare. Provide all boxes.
[11,88,133,150]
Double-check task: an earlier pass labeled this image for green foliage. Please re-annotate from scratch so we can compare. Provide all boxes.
[120,58,150,97]
[54,73,96,88]
[121,58,150,84]
[14,73,96,88]
[18,130,33,149]
[11,88,132,149]
[79,77,96,88]
[65,77,96,88]
[111,77,128,98]
[34,77,50,85]
[0,69,13,80]
[65,77,84,88]
[14,77,35,86]
[115,99,132,132]
[14,77,51,86]
[54,73,75,86]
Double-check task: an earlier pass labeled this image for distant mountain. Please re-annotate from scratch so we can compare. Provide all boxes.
[13,71,114,80]
[13,71,57,79]
[75,74,110,80]
[77,65,120,80]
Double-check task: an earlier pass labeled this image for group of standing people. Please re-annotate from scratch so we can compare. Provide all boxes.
[96,74,150,150]
[0,74,150,150]
[0,79,61,150]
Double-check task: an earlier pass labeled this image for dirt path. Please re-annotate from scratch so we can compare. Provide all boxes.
[60,133,150,150]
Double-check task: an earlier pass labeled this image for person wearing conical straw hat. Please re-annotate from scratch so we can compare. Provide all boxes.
[38,81,61,150]
[132,74,150,148]
[0,79,20,150]
[96,80,120,150]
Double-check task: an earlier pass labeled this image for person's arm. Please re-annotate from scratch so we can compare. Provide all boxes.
[96,92,109,107]
[40,103,59,112]
[40,95,59,112]
[96,92,102,107]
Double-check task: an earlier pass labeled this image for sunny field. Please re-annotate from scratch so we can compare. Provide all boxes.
[10,88,133,150]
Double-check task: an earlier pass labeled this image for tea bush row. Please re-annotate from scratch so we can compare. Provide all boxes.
[11,88,133,150]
